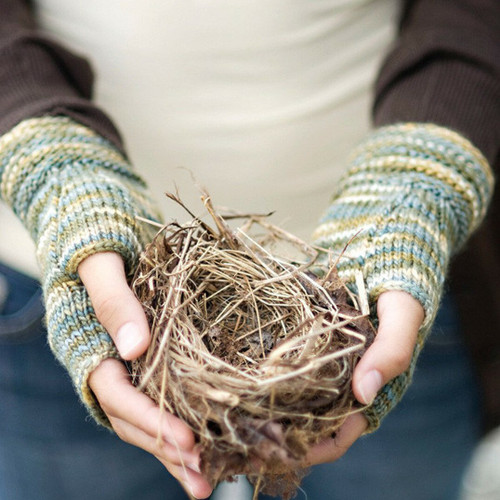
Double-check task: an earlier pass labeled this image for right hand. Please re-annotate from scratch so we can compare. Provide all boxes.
[80,252,213,499]
[304,290,424,465]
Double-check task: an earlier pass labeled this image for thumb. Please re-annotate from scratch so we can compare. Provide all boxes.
[352,290,424,405]
[78,252,150,360]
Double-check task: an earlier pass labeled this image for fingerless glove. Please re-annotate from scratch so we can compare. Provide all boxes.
[313,123,494,431]
[0,116,161,425]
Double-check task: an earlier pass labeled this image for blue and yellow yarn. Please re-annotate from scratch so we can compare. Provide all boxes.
[0,116,161,425]
[313,123,493,431]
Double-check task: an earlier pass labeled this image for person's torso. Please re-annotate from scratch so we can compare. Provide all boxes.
[0,0,399,276]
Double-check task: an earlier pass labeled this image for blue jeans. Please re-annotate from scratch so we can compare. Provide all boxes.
[0,263,189,500]
[0,263,481,500]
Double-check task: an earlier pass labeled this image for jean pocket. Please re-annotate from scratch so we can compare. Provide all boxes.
[0,263,45,343]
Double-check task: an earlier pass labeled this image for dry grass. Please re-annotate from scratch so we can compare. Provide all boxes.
[131,192,374,499]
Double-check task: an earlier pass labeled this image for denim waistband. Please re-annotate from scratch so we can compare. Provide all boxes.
[0,262,45,343]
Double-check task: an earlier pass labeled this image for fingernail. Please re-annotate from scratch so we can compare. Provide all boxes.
[187,462,201,474]
[358,370,383,405]
[116,322,142,358]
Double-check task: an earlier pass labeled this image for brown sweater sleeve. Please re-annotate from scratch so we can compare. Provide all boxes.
[0,0,124,151]
[374,0,500,169]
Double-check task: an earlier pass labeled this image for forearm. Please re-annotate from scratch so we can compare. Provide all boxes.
[314,123,493,430]
[0,116,161,423]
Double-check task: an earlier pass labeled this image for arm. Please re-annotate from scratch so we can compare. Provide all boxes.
[380,0,500,434]
[363,0,499,427]
[0,2,211,496]
[307,0,498,463]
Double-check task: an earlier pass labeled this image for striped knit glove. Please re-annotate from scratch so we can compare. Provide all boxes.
[0,116,161,425]
[313,123,494,432]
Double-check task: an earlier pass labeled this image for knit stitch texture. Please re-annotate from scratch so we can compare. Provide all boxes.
[0,116,161,425]
[0,118,494,432]
[313,123,494,431]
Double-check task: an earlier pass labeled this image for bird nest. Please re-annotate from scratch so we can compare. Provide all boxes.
[130,193,375,499]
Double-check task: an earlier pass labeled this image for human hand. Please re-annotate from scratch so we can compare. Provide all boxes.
[80,252,213,499]
[304,290,424,465]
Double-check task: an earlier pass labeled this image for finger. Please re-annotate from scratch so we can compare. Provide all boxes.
[78,252,149,359]
[353,290,424,405]
[89,358,196,452]
[304,413,367,465]
[157,456,214,499]
[109,415,200,467]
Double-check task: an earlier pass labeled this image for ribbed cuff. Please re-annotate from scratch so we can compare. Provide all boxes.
[1,116,160,276]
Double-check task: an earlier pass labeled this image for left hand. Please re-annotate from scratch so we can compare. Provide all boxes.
[305,290,424,465]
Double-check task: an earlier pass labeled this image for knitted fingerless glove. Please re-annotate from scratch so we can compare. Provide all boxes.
[0,116,161,425]
[313,123,494,432]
